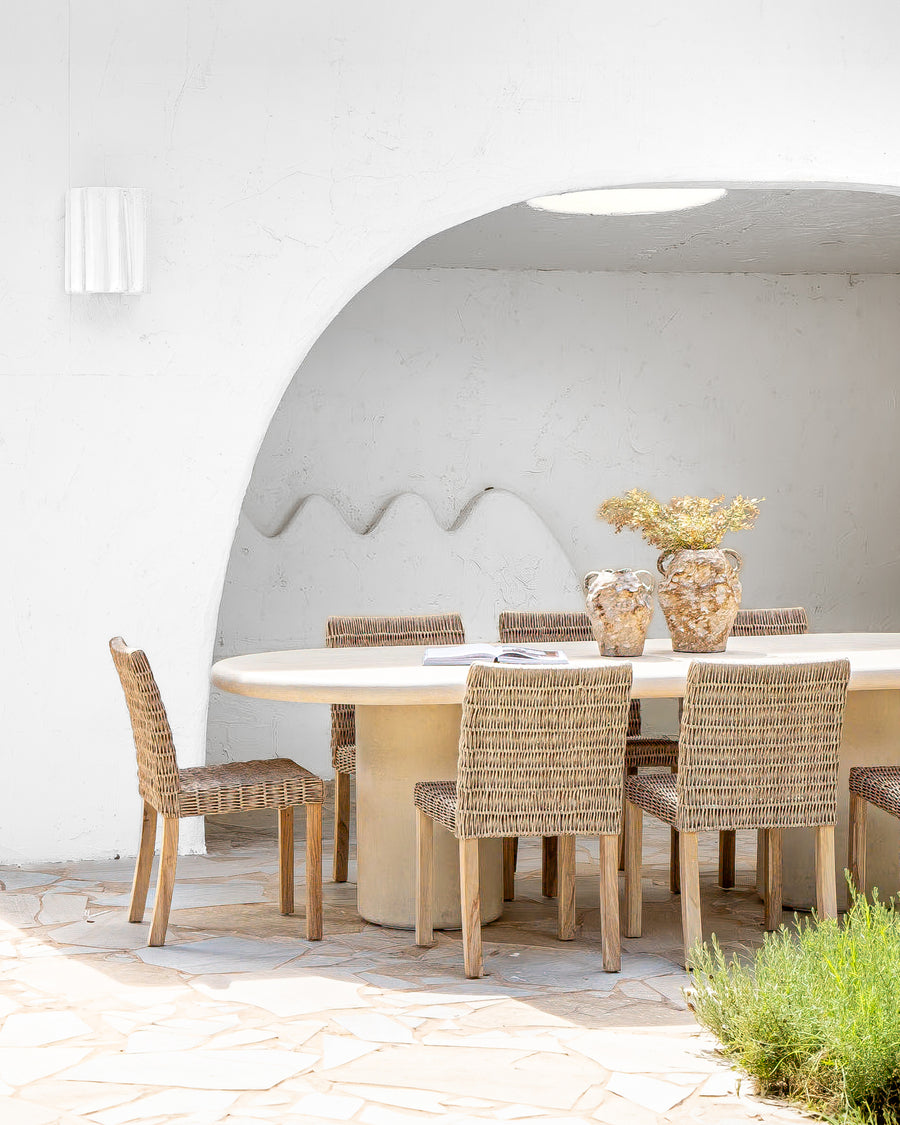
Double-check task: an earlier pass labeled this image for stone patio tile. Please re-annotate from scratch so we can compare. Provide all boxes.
[59,1049,317,1090]
[0,1046,92,1086]
[699,1069,740,1096]
[0,872,60,892]
[606,1073,693,1114]
[0,894,41,929]
[89,1088,238,1124]
[0,1095,62,1125]
[646,974,691,1008]
[0,1010,92,1046]
[359,1107,441,1124]
[157,1015,239,1034]
[342,1083,454,1113]
[590,1092,661,1124]
[567,1029,715,1073]
[261,1019,324,1046]
[493,1106,549,1119]
[421,1031,569,1053]
[318,1034,383,1069]
[38,894,89,925]
[42,915,158,950]
[11,955,184,1006]
[191,972,363,1017]
[125,1029,208,1052]
[327,1044,597,1110]
[292,1092,365,1120]
[137,937,300,975]
[333,1011,415,1043]
[95,882,267,910]
[209,1028,278,1048]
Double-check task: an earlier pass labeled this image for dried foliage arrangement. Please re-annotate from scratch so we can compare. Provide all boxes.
[597,489,763,554]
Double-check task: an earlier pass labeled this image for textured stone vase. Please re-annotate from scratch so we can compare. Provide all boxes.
[656,548,742,653]
[583,568,654,657]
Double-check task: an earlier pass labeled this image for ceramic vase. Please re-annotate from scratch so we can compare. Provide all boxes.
[656,548,742,653]
[583,568,654,657]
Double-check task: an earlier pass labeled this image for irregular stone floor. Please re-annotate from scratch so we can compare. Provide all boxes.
[0,793,809,1125]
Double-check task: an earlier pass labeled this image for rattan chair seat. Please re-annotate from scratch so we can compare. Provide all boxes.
[731,607,809,636]
[332,744,357,774]
[849,766,900,818]
[177,759,324,818]
[624,736,678,770]
[414,780,458,833]
[625,772,677,825]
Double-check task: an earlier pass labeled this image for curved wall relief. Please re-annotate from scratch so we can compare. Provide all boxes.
[209,489,584,774]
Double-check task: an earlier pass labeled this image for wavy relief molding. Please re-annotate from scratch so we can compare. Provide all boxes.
[246,486,555,540]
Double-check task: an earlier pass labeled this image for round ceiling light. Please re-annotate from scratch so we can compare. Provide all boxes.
[526,187,727,216]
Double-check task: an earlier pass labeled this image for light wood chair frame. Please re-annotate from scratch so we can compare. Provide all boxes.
[325,613,465,883]
[110,637,324,946]
[414,661,633,978]
[848,765,900,895]
[624,657,848,967]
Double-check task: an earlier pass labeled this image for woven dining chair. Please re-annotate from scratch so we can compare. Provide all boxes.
[414,661,633,977]
[497,610,678,898]
[848,767,900,895]
[724,607,810,890]
[110,637,324,946]
[624,658,849,968]
[326,613,465,882]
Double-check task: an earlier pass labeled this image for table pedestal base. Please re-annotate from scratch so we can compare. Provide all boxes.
[778,690,900,911]
[355,704,503,929]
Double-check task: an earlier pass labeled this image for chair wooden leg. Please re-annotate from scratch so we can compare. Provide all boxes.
[679,831,701,969]
[512,835,519,871]
[557,835,576,941]
[148,817,179,947]
[333,769,351,883]
[502,838,516,901]
[669,766,680,893]
[624,799,643,938]
[718,830,736,889]
[459,838,482,979]
[619,766,637,871]
[815,825,837,920]
[599,833,621,972]
[278,807,294,915]
[129,801,157,923]
[756,828,768,896]
[848,793,867,896]
[416,808,434,947]
[542,836,558,898]
[764,828,783,931]
[305,802,323,940]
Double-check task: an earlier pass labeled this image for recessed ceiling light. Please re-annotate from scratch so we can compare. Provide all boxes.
[526,187,727,216]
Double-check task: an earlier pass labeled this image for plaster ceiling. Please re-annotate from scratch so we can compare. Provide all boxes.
[395,188,900,273]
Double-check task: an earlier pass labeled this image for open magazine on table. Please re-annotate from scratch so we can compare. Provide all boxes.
[422,644,569,667]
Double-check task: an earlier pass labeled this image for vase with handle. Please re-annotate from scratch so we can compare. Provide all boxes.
[656,548,742,653]
[583,568,654,657]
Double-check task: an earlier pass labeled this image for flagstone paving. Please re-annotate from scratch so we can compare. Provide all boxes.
[0,793,810,1124]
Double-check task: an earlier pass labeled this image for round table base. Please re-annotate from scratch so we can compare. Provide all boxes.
[355,703,503,929]
[777,690,900,911]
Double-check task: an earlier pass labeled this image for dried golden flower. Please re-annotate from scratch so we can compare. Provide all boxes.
[597,489,763,553]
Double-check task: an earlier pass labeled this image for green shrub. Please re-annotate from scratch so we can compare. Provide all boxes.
[689,890,900,1124]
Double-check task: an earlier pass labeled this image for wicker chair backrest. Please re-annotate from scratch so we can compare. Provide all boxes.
[109,637,181,818]
[676,659,849,832]
[731,607,809,636]
[455,662,633,838]
[498,609,641,738]
[325,614,466,763]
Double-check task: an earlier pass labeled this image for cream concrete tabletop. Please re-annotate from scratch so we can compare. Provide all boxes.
[211,633,900,703]
[211,633,900,923]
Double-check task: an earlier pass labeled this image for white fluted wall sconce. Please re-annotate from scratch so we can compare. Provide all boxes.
[65,187,149,294]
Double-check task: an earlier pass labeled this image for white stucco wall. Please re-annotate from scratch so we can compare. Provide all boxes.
[5,1,900,861]
[210,267,900,775]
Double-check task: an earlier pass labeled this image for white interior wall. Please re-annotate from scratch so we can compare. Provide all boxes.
[210,267,900,776]
[5,1,900,862]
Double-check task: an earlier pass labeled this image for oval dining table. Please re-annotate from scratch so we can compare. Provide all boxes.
[211,633,900,928]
